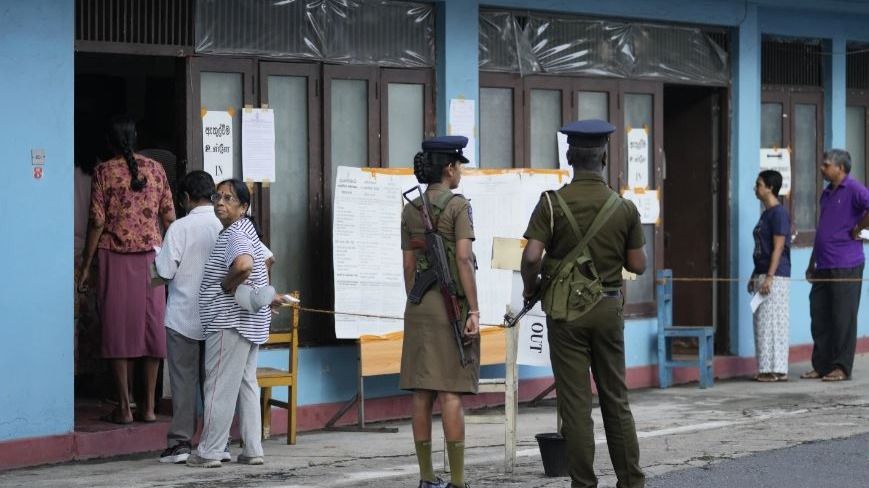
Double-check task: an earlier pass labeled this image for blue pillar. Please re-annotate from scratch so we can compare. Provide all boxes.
[824,37,847,149]
[435,0,479,161]
[731,4,761,357]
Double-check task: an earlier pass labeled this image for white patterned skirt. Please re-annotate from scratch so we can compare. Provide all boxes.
[752,275,790,374]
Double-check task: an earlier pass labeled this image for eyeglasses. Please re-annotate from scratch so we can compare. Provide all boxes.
[210,193,238,204]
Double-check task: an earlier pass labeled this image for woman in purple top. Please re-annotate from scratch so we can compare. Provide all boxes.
[803,149,869,381]
[749,170,791,382]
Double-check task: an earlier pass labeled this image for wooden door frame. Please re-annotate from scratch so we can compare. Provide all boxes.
[619,79,665,317]
[380,68,436,167]
[257,62,322,248]
[847,89,869,184]
[522,76,573,168]
[479,71,525,168]
[570,77,623,185]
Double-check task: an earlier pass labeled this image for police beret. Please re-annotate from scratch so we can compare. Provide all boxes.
[560,119,616,148]
[421,135,470,164]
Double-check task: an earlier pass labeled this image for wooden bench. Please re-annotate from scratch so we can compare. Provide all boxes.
[257,291,300,444]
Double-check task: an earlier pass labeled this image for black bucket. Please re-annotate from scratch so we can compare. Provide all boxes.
[535,432,569,477]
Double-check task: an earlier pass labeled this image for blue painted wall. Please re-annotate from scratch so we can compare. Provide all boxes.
[0,1,75,441]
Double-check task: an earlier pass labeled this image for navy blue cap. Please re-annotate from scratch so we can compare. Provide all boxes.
[421,135,470,163]
[560,119,616,148]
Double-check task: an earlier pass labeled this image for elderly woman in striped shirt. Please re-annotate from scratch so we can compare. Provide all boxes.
[187,179,285,468]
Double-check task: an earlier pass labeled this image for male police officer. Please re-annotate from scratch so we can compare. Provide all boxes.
[520,120,646,488]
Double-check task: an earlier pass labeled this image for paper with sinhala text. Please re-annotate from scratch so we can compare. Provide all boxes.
[331,167,567,339]
[448,98,477,167]
[759,148,791,196]
[622,189,660,225]
[241,108,276,182]
[627,128,649,189]
[202,110,233,180]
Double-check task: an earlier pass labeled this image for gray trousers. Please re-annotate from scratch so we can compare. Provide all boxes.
[166,328,204,447]
[196,328,263,460]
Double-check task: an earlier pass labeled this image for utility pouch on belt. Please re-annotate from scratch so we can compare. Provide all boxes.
[541,191,621,321]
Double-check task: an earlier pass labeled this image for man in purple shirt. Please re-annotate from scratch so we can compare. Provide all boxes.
[804,149,869,381]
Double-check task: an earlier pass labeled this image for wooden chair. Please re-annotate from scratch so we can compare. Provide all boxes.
[656,270,714,389]
[257,291,300,444]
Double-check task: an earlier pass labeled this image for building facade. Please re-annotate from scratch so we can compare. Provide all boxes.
[2,0,869,468]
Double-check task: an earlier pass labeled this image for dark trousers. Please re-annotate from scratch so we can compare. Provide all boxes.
[547,298,645,488]
[809,264,864,377]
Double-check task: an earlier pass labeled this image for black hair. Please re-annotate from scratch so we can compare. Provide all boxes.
[179,170,215,202]
[216,178,264,238]
[413,151,459,184]
[107,115,146,191]
[824,148,852,174]
[567,145,607,172]
[757,170,783,197]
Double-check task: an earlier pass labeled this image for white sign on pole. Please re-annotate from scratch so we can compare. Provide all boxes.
[242,108,277,182]
[627,127,649,189]
[622,189,661,225]
[759,148,791,195]
[202,110,233,181]
[448,98,477,167]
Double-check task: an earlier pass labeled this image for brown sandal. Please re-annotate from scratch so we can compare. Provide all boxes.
[756,373,778,382]
[822,369,848,382]
[800,370,821,379]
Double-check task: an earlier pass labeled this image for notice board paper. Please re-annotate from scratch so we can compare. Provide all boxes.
[202,110,234,180]
[759,148,791,195]
[242,108,276,182]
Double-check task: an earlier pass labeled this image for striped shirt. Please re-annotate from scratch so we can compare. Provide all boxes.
[198,218,271,344]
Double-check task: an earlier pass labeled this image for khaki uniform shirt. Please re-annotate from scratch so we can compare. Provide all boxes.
[400,183,475,251]
[523,172,645,288]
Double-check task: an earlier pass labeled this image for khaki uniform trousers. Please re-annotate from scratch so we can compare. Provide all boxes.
[547,296,644,488]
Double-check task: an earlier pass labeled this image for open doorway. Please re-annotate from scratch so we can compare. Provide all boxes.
[663,84,730,354]
[74,52,183,423]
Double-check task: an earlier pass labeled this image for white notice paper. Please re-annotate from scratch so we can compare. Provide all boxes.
[750,292,768,314]
[202,110,233,180]
[621,189,660,224]
[759,148,791,195]
[448,98,477,167]
[627,128,650,189]
[242,108,276,182]
[557,132,572,178]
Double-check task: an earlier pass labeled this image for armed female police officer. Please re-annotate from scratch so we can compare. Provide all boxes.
[400,136,480,488]
[521,120,646,488]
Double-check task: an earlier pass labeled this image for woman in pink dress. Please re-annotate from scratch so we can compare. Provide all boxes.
[78,115,176,424]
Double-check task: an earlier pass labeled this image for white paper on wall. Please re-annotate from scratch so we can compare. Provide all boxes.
[241,108,276,182]
[202,110,233,181]
[448,98,477,167]
[331,168,567,339]
[627,127,649,189]
[622,189,661,225]
[759,148,791,195]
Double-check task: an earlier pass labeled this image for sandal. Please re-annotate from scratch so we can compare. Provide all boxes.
[822,369,848,382]
[756,373,778,382]
[800,370,821,379]
[775,373,789,382]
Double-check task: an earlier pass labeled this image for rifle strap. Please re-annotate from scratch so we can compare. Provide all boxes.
[546,190,621,280]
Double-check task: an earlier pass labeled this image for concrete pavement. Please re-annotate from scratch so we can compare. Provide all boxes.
[2,355,869,487]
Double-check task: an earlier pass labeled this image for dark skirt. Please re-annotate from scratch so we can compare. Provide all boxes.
[97,249,166,359]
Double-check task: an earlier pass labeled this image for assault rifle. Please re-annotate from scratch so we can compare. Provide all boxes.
[503,277,547,329]
[402,185,471,367]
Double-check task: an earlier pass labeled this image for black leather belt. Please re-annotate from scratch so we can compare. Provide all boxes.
[602,290,622,298]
